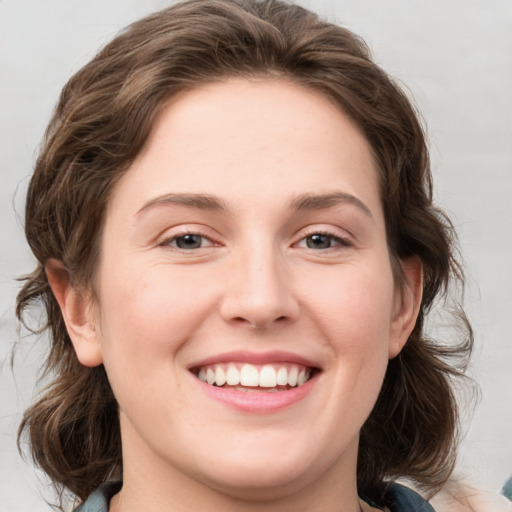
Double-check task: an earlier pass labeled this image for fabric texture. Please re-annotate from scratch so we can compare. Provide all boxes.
[74,481,435,511]
[74,482,121,512]
[384,482,436,511]
[502,476,512,501]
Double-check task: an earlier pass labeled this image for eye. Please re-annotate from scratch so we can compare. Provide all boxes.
[163,233,215,250]
[297,232,351,250]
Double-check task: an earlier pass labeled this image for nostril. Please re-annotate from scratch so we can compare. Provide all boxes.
[229,314,289,329]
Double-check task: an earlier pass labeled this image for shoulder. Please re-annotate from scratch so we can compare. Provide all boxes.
[429,479,512,512]
[74,482,122,512]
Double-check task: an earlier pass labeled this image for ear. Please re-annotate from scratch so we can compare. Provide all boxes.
[389,256,423,359]
[45,259,103,367]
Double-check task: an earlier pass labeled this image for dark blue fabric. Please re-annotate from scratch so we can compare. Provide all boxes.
[383,482,436,511]
[502,475,512,501]
[74,482,122,512]
[74,481,435,511]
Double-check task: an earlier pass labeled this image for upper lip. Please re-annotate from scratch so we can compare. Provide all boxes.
[187,350,321,371]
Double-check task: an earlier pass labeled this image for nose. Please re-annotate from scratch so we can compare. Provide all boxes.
[219,246,300,330]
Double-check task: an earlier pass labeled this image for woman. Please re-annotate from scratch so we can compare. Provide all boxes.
[16,1,473,510]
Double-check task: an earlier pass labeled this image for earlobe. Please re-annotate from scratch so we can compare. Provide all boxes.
[45,259,103,367]
[389,257,423,359]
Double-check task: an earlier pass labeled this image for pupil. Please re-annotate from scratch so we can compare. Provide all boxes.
[307,234,331,249]
[177,234,202,249]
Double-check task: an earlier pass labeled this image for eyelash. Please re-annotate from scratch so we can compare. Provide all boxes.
[159,232,218,251]
[159,230,352,252]
[295,230,353,250]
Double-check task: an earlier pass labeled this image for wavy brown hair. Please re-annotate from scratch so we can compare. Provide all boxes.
[17,0,473,506]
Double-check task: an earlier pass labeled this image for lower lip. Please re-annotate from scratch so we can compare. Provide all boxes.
[194,374,318,413]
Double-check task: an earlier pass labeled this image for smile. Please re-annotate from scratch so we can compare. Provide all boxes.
[189,352,321,412]
[195,363,312,391]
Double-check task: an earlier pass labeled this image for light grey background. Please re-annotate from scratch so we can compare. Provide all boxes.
[1,1,511,510]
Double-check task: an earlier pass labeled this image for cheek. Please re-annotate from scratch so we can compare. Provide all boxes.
[299,261,396,351]
[95,262,215,371]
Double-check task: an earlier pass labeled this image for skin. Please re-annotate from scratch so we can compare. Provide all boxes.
[48,78,422,512]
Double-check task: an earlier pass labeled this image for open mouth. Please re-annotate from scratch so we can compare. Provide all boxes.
[192,362,317,392]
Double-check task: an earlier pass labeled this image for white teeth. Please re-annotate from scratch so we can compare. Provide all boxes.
[259,365,277,387]
[297,368,308,386]
[197,363,313,389]
[276,366,288,385]
[288,366,298,387]
[240,364,259,386]
[226,366,240,385]
[206,368,216,385]
[215,365,226,386]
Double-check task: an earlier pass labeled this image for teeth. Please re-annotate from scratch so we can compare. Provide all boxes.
[215,366,226,386]
[276,367,288,385]
[297,368,308,386]
[196,363,312,389]
[259,365,276,387]
[226,366,240,386]
[206,368,216,385]
[240,364,259,386]
[288,366,298,387]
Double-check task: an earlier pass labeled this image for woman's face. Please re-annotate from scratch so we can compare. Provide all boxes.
[79,78,417,501]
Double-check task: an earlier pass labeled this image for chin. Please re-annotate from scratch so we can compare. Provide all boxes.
[198,460,314,501]
[186,436,343,502]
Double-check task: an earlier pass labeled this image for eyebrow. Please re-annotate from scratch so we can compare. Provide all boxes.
[136,193,228,215]
[136,191,373,218]
[290,192,373,218]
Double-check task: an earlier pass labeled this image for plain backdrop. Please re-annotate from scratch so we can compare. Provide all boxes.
[1,1,511,510]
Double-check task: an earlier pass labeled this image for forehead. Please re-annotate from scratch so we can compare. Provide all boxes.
[106,78,382,224]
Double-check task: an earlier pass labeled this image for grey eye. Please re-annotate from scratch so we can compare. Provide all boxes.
[175,234,204,249]
[305,234,334,249]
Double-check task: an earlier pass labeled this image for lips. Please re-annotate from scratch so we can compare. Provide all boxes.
[189,351,320,406]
